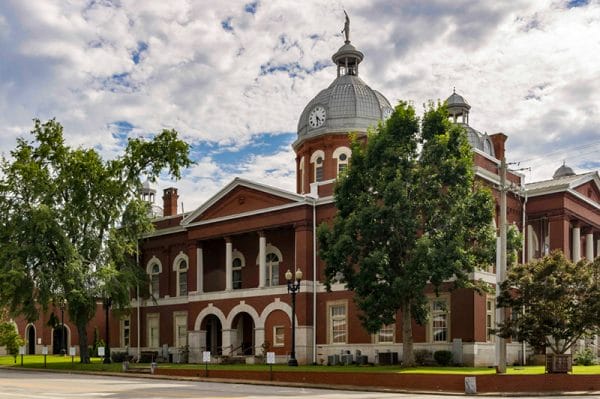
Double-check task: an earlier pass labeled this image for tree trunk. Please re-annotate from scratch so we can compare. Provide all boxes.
[401,301,415,367]
[77,322,90,363]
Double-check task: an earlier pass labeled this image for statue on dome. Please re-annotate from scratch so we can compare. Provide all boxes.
[342,10,350,43]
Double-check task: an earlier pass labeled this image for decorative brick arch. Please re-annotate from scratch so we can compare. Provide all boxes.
[194,305,227,331]
[259,299,297,326]
[225,303,261,330]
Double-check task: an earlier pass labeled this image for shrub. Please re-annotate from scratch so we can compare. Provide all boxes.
[111,351,130,363]
[414,349,433,366]
[434,350,453,366]
[574,349,596,366]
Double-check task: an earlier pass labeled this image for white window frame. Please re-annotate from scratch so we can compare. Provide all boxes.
[147,313,159,349]
[232,249,245,290]
[332,146,351,176]
[273,325,285,347]
[327,300,347,344]
[173,251,189,297]
[486,297,495,342]
[146,256,162,300]
[264,244,283,287]
[120,317,131,348]
[310,150,325,183]
[173,312,188,348]
[375,323,395,344]
[429,296,450,343]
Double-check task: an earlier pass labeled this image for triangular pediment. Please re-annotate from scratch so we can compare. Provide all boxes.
[182,178,305,225]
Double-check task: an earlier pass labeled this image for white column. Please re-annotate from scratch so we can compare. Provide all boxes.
[196,246,203,293]
[572,226,581,262]
[254,327,265,355]
[527,225,534,262]
[585,233,594,260]
[222,329,234,355]
[225,239,233,291]
[259,233,266,288]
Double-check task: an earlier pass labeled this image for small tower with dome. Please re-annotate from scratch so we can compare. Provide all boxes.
[294,13,392,195]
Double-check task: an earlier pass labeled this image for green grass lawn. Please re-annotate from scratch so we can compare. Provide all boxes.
[1,355,599,375]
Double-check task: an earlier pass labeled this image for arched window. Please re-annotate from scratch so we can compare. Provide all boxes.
[266,252,280,286]
[332,146,351,176]
[310,150,325,183]
[173,252,189,297]
[146,257,162,300]
[232,249,245,290]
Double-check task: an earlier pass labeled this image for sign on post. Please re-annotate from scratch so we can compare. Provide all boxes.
[69,347,76,356]
[18,346,25,355]
[266,352,275,364]
[202,351,211,363]
[98,346,105,357]
[41,346,48,355]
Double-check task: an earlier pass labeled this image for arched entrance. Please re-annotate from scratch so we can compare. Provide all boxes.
[231,312,255,355]
[26,325,35,354]
[52,326,67,355]
[202,315,222,355]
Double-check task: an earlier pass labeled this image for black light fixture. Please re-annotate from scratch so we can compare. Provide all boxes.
[103,297,112,364]
[285,268,302,367]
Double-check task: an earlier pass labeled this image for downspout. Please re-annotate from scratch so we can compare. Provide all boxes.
[136,240,141,359]
[312,196,317,364]
[521,184,528,366]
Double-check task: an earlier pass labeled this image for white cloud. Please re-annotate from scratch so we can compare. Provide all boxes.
[1,0,599,208]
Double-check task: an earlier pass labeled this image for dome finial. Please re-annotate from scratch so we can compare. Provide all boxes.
[342,10,350,43]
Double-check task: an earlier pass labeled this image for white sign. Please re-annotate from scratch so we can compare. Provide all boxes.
[42,346,48,355]
[98,346,105,357]
[266,351,276,365]
[202,351,211,363]
[18,346,25,355]
[69,347,76,356]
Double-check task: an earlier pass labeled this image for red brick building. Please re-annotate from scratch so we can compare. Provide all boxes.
[10,32,599,367]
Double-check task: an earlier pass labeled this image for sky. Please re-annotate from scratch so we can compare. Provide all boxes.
[1,0,599,212]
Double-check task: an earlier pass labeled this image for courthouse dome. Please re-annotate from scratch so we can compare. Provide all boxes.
[294,24,391,149]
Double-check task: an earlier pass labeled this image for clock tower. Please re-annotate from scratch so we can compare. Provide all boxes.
[294,15,392,196]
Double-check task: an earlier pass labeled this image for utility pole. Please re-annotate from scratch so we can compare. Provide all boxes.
[496,157,508,373]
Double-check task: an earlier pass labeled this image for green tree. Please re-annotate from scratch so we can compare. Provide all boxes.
[0,119,191,362]
[497,251,600,354]
[0,321,24,361]
[318,101,496,366]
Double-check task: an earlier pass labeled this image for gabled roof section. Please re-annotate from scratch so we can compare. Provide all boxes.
[526,171,599,197]
[181,178,306,226]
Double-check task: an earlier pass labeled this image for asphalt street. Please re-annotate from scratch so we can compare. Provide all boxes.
[1,369,599,399]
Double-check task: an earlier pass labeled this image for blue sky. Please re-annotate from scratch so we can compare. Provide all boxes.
[1,0,599,211]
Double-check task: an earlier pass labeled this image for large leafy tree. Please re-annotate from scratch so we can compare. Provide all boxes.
[497,251,600,354]
[318,101,496,366]
[0,119,191,362]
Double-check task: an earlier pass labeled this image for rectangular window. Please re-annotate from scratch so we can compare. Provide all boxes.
[174,313,187,348]
[315,166,323,182]
[121,318,130,348]
[151,275,159,299]
[486,299,495,342]
[147,314,159,348]
[328,303,347,344]
[178,271,188,296]
[431,299,448,342]
[338,163,347,174]
[273,326,285,347]
[266,265,279,286]
[376,324,394,343]
[233,269,242,289]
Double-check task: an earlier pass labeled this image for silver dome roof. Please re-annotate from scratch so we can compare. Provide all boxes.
[295,73,391,148]
[553,163,576,179]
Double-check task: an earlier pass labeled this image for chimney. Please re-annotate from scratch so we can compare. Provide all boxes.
[162,187,179,217]
[489,133,507,161]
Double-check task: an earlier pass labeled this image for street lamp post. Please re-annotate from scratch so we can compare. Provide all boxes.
[103,297,112,364]
[285,268,302,367]
[60,299,66,356]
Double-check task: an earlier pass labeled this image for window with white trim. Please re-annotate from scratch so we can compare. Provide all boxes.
[147,314,159,348]
[328,302,347,344]
[174,313,187,348]
[177,259,188,296]
[232,250,245,290]
[332,146,351,176]
[376,324,394,344]
[273,325,284,347]
[120,317,130,348]
[147,258,162,300]
[266,252,280,286]
[299,156,305,193]
[486,298,495,342]
[431,298,449,342]
[310,150,325,183]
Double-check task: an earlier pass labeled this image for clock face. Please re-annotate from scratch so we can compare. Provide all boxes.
[308,106,326,128]
[382,107,393,120]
